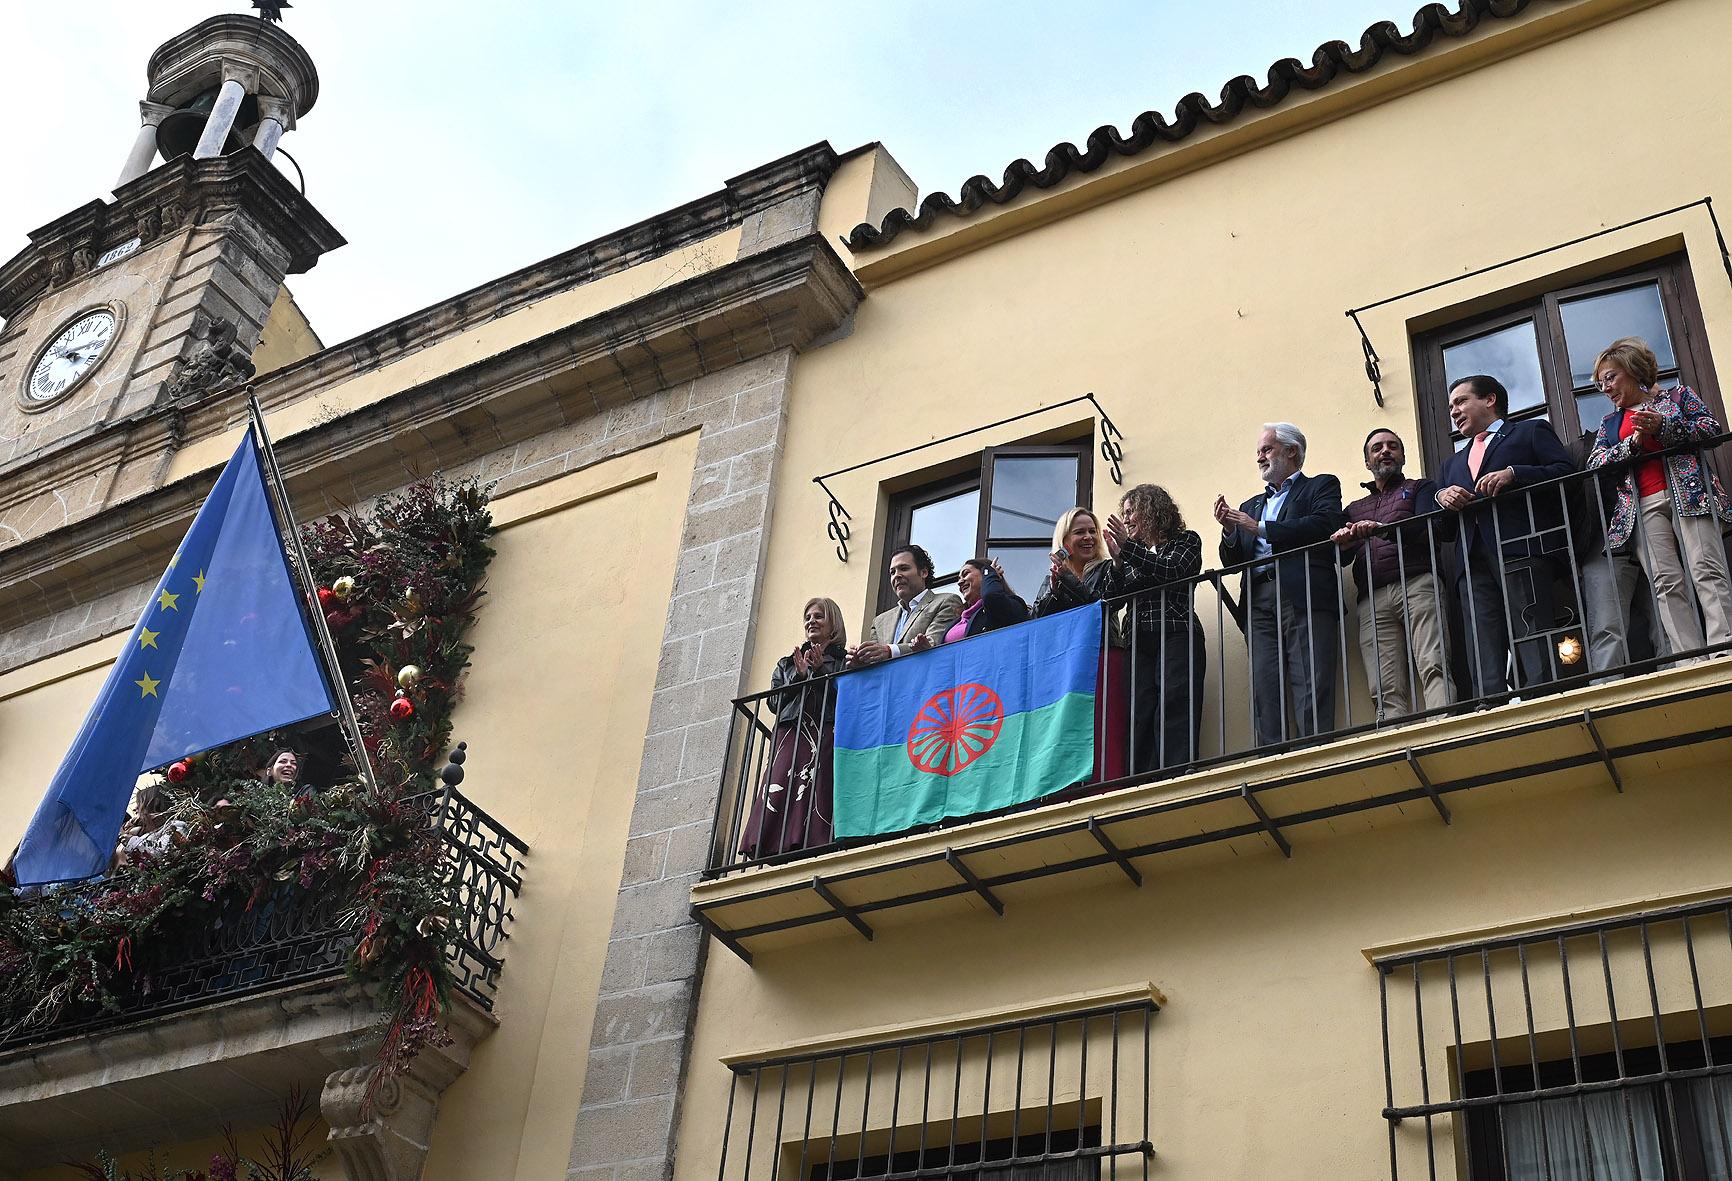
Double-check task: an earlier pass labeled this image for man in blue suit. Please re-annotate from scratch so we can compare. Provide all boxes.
[1216,422,1346,747]
[1436,374,1577,697]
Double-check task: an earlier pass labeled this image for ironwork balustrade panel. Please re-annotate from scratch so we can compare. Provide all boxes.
[0,782,527,1052]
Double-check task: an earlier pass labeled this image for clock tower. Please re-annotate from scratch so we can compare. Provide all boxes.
[0,12,342,546]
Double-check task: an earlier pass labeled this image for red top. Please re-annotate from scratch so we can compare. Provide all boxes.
[1617,410,1668,497]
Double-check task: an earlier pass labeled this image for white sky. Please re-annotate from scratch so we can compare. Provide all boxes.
[2,1,1408,345]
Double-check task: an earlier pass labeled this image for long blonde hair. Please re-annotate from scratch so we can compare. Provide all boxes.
[1051,507,1108,571]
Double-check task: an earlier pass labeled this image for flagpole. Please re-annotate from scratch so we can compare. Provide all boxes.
[243,384,381,796]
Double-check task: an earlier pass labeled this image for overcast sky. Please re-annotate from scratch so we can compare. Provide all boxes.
[2,1,1411,344]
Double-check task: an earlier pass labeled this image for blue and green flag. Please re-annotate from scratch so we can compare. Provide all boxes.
[832,607,1100,838]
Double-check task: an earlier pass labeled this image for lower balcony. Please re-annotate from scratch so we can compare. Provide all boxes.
[0,782,526,1178]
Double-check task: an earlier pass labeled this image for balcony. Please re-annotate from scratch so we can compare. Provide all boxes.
[692,434,1732,961]
[0,778,526,1177]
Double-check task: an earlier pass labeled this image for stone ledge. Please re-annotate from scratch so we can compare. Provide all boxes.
[0,974,496,1174]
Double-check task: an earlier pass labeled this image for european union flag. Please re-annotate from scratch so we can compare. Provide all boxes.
[12,433,336,886]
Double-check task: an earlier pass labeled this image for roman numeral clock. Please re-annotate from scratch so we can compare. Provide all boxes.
[23,306,125,406]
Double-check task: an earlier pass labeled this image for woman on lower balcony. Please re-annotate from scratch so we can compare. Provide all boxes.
[1033,507,1128,784]
[1586,337,1732,660]
[739,597,847,859]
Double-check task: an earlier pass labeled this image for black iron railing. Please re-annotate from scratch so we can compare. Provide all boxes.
[709,430,1732,876]
[1375,897,1732,1179]
[0,753,526,1053]
[717,999,1157,1181]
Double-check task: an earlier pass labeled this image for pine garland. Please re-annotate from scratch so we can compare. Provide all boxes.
[0,476,496,1092]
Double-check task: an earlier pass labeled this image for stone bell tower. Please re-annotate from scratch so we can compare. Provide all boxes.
[0,12,343,544]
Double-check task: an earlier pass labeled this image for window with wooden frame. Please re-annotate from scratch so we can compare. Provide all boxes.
[1411,256,1723,476]
[879,441,1093,613]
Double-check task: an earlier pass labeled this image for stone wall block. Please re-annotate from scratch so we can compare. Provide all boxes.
[619,832,671,889]
[626,778,715,838]
[655,635,702,691]
[681,488,770,550]
[609,873,703,941]
[642,924,705,986]
[600,935,650,994]
[582,1045,635,1106]
[567,1095,677,1171]
[626,1037,686,1101]
[591,981,693,1049]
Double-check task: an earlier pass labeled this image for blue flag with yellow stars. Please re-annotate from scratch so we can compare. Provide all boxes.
[12,433,335,886]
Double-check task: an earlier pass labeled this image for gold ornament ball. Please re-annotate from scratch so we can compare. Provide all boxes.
[332,575,357,601]
[397,664,423,689]
[403,586,423,615]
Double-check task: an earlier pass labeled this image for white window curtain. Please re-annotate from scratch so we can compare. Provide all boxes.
[1689,1076,1732,1181]
[1504,1091,1665,1180]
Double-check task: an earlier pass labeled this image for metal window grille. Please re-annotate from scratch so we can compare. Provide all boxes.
[1375,898,1732,1179]
[717,1000,1157,1181]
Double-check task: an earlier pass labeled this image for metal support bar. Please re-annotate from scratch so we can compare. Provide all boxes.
[691,905,754,965]
[945,848,1004,914]
[816,476,852,562]
[811,875,874,941]
[1086,818,1143,886]
[1240,784,1291,858]
[1345,197,1726,408]
[1581,708,1624,794]
[812,393,1127,563]
[1404,750,1451,825]
[1347,309,1384,408]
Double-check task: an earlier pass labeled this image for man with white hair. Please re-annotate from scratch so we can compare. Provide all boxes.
[1215,422,1346,747]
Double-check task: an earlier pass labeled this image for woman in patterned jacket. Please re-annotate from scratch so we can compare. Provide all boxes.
[1586,337,1732,659]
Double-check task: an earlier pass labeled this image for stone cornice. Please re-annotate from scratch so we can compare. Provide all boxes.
[0,151,344,321]
[0,146,834,496]
[146,14,319,114]
[0,233,861,630]
[234,142,842,415]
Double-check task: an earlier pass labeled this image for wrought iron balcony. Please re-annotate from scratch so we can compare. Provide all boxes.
[694,432,1732,961]
[0,770,526,1054]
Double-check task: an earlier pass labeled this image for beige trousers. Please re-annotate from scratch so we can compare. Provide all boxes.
[1633,490,1732,655]
[1358,572,1453,718]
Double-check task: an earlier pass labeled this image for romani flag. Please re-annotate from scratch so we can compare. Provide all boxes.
[832,606,1101,838]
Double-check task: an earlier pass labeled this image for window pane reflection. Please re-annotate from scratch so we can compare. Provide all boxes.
[910,489,979,579]
[1575,391,1615,433]
[1560,284,1675,388]
[987,545,1050,604]
[989,457,1078,539]
[1444,320,1547,417]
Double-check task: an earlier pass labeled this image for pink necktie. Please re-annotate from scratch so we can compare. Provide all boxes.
[1467,431,1491,479]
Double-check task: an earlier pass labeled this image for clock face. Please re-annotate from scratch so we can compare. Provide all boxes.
[27,309,119,404]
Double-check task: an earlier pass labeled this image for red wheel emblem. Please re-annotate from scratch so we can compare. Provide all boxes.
[907,683,1004,776]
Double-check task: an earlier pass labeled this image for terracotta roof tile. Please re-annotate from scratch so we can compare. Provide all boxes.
[845,0,1553,251]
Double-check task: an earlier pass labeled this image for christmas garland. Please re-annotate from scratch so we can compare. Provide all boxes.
[0,476,495,1092]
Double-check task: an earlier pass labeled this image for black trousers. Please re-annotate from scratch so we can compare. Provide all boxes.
[1247,577,1340,748]
[1460,551,1560,698]
[1129,619,1207,774]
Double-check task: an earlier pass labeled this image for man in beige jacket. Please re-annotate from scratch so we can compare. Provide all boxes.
[848,544,962,667]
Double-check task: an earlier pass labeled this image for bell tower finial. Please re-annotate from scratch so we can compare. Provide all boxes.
[115,14,318,187]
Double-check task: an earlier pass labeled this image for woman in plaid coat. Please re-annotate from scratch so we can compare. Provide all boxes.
[1586,337,1732,658]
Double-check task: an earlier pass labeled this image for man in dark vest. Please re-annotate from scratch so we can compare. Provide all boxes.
[1333,428,1454,720]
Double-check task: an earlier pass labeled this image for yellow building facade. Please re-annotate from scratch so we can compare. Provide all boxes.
[1,0,1730,1178]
